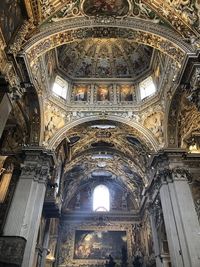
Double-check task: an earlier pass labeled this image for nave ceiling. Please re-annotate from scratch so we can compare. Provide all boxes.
[55,120,151,211]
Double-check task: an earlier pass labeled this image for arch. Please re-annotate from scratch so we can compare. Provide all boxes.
[22,18,194,66]
[46,115,160,151]
[93,184,110,212]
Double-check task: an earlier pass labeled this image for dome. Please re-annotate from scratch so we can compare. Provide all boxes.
[57,38,153,79]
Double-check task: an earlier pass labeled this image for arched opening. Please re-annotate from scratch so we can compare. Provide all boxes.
[93,184,110,212]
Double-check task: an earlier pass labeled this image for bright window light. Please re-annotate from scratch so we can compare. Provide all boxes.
[52,76,68,99]
[93,184,110,212]
[139,76,156,100]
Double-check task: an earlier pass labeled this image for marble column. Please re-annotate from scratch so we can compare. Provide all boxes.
[148,209,163,267]
[159,169,200,267]
[2,148,55,267]
[40,218,51,267]
[0,93,12,138]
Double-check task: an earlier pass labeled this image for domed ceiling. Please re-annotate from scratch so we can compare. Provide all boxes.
[56,38,153,79]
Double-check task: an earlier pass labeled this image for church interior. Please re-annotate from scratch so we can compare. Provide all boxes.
[0,1,200,267]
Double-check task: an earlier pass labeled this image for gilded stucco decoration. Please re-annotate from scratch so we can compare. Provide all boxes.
[178,92,200,149]
[0,101,30,153]
[30,57,48,95]
[30,0,200,41]
[143,0,200,38]
[25,26,189,67]
[43,101,66,144]
[143,111,164,145]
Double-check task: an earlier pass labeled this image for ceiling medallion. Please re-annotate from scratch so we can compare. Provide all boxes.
[81,0,131,17]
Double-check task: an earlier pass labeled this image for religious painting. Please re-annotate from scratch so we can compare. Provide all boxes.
[82,0,130,17]
[120,86,134,101]
[97,86,110,101]
[74,86,88,101]
[0,0,27,43]
[74,230,127,259]
[76,58,93,77]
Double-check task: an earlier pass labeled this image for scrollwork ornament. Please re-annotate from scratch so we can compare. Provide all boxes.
[8,19,35,55]
[20,164,37,178]
[171,168,192,183]
[157,168,172,184]
[186,67,200,111]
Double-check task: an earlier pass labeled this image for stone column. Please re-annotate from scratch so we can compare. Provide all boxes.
[158,168,200,267]
[40,218,51,267]
[0,93,12,138]
[2,148,55,267]
[148,204,163,267]
[170,169,200,267]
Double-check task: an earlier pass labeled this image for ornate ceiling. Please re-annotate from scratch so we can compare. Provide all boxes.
[57,39,153,79]
[58,120,151,208]
[1,0,200,212]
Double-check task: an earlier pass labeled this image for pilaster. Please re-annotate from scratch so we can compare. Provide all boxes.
[0,94,12,138]
[2,147,55,267]
[148,210,162,267]
[147,150,200,267]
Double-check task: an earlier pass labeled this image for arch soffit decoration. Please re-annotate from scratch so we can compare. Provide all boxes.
[63,150,145,177]
[46,116,159,151]
[22,18,194,67]
[62,167,143,210]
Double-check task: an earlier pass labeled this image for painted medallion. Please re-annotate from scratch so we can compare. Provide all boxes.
[82,0,130,17]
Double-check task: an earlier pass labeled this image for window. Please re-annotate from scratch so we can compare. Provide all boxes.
[93,184,110,212]
[139,76,156,100]
[52,76,68,99]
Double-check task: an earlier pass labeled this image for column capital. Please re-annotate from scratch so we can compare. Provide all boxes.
[147,167,192,198]
[149,149,187,170]
[20,147,56,183]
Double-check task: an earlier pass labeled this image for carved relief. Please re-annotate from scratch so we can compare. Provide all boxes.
[144,0,199,38]
[26,27,186,67]
[29,0,200,41]
[143,111,164,145]
[43,101,66,143]
[178,92,200,148]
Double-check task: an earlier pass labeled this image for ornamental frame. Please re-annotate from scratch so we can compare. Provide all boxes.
[58,222,134,267]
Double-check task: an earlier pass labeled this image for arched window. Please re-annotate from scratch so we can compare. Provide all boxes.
[93,184,110,212]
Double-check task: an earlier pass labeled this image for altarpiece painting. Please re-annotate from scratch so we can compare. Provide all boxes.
[74,230,127,259]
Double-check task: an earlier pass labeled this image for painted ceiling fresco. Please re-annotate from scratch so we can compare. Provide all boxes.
[82,0,130,17]
[57,38,153,79]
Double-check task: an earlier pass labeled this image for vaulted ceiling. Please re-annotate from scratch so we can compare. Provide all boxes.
[1,0,200,212]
